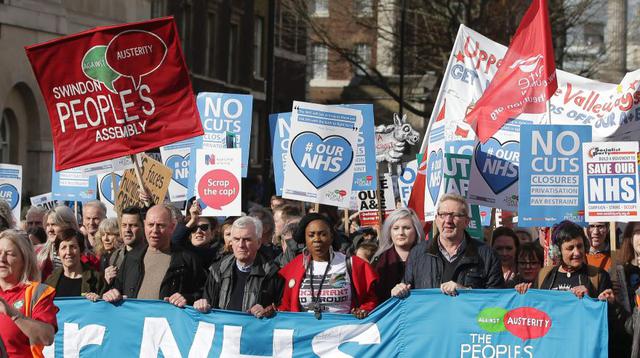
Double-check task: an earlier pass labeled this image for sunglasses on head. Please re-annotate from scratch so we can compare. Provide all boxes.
[195,224,210,232]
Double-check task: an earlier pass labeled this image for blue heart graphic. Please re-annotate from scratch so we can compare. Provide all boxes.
[100,174,123,205]
[291,132,354,189]
[474,138,519,194]
[166,153,190,188]
[426,149,443,204]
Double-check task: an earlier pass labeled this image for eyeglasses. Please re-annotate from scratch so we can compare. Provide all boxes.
[588,224,607,231]
[436,212,467,220]
[518,261,541,267]
[196,224,210,232]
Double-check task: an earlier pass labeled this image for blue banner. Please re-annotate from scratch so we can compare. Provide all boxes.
[519,124,592,227]
[269,112,291,196]
[46,289,606,357]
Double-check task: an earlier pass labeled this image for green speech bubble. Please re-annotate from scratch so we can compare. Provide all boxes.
[82,45,120,93]
[477,307,508,333]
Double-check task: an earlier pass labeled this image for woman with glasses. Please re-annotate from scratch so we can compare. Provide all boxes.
[171,201,221,270]
[510,243,543,287]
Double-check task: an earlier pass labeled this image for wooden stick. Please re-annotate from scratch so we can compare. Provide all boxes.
[375,164,384,228]
[130,154,150,207]
[343,209,349,233]
[314,202,320,213]
[610,221,617,251]
[74,201,78,220]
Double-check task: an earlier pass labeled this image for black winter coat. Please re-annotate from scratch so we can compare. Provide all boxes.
[404,233,504,289]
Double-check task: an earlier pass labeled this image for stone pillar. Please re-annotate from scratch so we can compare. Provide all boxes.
[603,0,627,82]
[376,0,396,76]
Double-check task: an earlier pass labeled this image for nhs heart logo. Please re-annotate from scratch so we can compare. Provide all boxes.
[100,174,122,204]
[291,132,353,189]
[426,149,443,204]
[474,138,519,194]
[166,153,190,188]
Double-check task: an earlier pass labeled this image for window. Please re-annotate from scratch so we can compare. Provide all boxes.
[311,0,329,17]
[250,111,260,165]
[177,2,192,67]
[354,43,371,75]
[312,44,328,79]
[0,110,12,163]
[228,23,239,83]
[206,12,216,77]
[354,0,373,17]
[150,0,166,18]
[254,17,264,78]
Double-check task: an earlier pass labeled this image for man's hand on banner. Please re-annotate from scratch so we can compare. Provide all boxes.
[597,288,615,304]
[514,282,532,295]
[391,283,411,298]
[193,298,211,312]
[249,304,276,319]
[83,292,100,302]
[102,288,123,303]
[440,281,466,296]
[351,307,369,319]
[164,293,187,308]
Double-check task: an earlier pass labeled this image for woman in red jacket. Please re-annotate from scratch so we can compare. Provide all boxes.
[278,213,378,319]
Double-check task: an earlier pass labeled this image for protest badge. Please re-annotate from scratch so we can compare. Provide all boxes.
[30,193,56,210]
[160,138,194,202]
[467,117,530,211]
[25,17,203,171]
[582,141,640,221]
[0,164,21,223]
[47,289,607,357]
[194,148,242,217]
[442,153,484,239]
[282,101,362,208]
[269,112,291,196]
[357,174,395,227]
[97,171,123,218]
[114,154,171,214]
[519,124,592,227]
[51,155,98,202]
[189,92,253,186]
[398,159,418,207]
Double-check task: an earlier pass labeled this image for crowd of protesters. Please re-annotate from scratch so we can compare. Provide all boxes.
[1,193,640,356]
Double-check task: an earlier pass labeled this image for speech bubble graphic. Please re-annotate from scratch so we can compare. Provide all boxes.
[100,174,122,205]
[82,45,120,93]
[290,132,354,189]
[426,149,443,204]
[198,169,239,210]
[0,184,19,209]
[477,307,508,333]
[105,30,167,89]
[474,138,519,194]
[166,153,190,188]
[504,307,552,341]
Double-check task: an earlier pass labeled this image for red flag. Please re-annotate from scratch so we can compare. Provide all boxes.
[408,153,428,220]
[465,0,557,143]
[25,17,203,171]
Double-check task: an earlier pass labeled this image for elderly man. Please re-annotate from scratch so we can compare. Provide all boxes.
[102,204,205,307]
[25,206,46,230]
[585,222,612,271]
[82,200,107,250]
[194,216,282,318]
[392,193,503,297]
[103,206,146,286]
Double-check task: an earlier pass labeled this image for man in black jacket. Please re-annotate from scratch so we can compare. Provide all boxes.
[391,193,503,298]
[102,204,206,306]
[194,216,282,318]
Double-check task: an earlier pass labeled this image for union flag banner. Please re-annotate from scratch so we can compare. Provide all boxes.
[25,17,203,171]
[465,0,557,143]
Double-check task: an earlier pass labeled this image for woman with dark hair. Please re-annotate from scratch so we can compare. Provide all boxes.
[278,213,378,319]
[617,222,640,310]
[491,227,520,287]
[44,228,103,299]
[373,208,424,302]
[511,243,543,286]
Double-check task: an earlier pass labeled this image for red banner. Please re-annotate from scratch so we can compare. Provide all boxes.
[465,0,557,143]
[25,17,203,171]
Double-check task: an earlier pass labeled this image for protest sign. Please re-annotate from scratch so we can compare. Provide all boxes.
[30,193,56,210]
[519,125,591,227]
[51,155,97,202]
[46,289,607,357]
[468,118,528,211]
[282,101,362,208]
[443,153,484,239]
[341,104,377,191]
[582,141,640,221]
[398,159,417,207]
[357,174,395,227]
[195,148,242,217]
[189,92,253,184]
[269,112,291,196]
[0,164,22,223]
[114,154,171,214]
[25,17,203,171]
[97,171,123,218]
[160,138,194,202]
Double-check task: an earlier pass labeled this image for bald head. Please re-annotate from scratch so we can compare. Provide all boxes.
[145,205,176,250]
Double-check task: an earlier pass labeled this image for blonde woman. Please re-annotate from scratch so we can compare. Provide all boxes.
[36,206,78,281]
[0,230,57,357]
[93,218,122,271]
